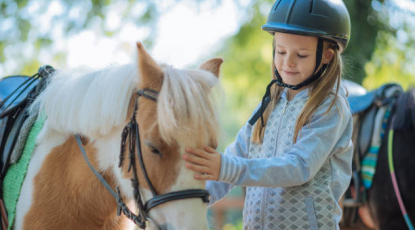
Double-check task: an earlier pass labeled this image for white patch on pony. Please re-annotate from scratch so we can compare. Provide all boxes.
[93,126,134,200]
[145,147,208,230]
[14,127,68,230]
[147,199,208,230]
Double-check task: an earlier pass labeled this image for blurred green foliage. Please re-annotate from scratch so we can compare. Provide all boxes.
[0,0,159,75]
[342,0,388,84]
[216,2,273,148]
[0,0,218,75]
[362,3,415,90]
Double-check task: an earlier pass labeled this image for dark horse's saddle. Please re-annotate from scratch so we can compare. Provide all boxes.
[0,66,54,230]
[348,83,402,157]
[342,81,403,226]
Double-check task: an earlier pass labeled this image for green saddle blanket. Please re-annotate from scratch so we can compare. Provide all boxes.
[3,117,44,230]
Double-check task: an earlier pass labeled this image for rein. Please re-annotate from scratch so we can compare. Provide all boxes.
[387,127,415,230]
[76,88,210,229]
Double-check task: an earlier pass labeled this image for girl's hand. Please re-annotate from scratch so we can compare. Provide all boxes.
[183,146,221,181]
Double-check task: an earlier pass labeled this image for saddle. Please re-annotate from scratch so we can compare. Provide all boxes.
[342,82,402,227]
[0,66,55,230]
[348,83,402,157]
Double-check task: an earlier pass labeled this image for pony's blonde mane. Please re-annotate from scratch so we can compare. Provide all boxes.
[31,64,220,146]
[31,64,138,137]
[158,66,220,147]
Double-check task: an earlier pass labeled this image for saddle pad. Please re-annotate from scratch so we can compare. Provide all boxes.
[2,116,44,230]
[361,106,391,189]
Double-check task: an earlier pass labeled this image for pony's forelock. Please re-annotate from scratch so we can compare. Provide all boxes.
[157,66,220,147]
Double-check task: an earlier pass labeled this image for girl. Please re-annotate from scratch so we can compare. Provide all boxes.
[184,0,353,229]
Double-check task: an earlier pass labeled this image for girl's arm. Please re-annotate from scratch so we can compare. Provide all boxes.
[185,98,353,188]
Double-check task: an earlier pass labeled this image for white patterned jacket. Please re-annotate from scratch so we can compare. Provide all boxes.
[207,85,353,230]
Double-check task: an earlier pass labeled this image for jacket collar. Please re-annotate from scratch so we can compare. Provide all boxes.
[281,87,310,101]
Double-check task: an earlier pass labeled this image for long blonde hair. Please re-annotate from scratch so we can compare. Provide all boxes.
[252,41,342,143]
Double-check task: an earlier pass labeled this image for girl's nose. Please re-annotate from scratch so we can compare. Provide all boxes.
[284,55,296,68]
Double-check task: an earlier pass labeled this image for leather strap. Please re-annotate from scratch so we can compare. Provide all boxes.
[75,135,118,199]
[0,199,8,230]
[75,135,147,228]
[145,189,210,212]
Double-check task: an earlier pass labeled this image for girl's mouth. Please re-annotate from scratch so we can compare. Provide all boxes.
[282,70,299,76]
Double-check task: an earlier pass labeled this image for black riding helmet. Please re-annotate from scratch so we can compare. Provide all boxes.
[249,0,351,126]
[263,0,351,52]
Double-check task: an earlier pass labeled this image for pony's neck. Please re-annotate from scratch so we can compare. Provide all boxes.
[17,132,132,230]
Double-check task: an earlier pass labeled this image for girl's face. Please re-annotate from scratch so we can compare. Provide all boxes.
[274,32,318,87]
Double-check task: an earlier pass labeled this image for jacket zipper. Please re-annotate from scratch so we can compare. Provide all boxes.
[275,100,290,147]
[262,100,290,229]
[281,101,289,115]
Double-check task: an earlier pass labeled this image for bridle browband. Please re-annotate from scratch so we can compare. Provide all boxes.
[75,88,210,229]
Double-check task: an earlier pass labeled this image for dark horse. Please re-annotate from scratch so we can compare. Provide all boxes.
[342,80,415,230]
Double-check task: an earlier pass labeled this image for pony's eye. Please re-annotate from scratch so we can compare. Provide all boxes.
[150,147,161,156]
[145,140,162,156]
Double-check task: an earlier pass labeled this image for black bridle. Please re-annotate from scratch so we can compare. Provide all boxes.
[75,88,210,229]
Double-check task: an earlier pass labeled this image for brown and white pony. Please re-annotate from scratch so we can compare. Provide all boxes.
[13,43,222,230]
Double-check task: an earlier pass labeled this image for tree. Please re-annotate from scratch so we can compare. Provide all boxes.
[342,0,387,84]
[362,0,415,90]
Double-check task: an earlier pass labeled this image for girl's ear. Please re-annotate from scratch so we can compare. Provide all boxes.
[322,48,335,64]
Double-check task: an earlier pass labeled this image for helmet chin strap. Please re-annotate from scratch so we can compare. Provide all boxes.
[248,38,328,127]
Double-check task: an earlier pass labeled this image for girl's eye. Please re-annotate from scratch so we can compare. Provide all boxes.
[277,51,285,55]
[298,54,308,58]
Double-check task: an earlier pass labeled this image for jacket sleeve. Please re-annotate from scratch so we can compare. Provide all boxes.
[207,115,253,205]
[218,98,353,187]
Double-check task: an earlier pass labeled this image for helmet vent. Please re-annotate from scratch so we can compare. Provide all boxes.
[309,0,314,13]
[273,0,282,11]
[285,0,297,23]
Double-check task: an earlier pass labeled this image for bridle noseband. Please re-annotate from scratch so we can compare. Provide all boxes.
[76,88,210,229]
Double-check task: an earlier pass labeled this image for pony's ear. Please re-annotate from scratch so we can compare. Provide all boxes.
[136,42,163,87]
[199,58,223,78]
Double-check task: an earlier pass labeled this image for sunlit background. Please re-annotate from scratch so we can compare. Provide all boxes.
[1,0,415,229]
[0,0,248,71]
